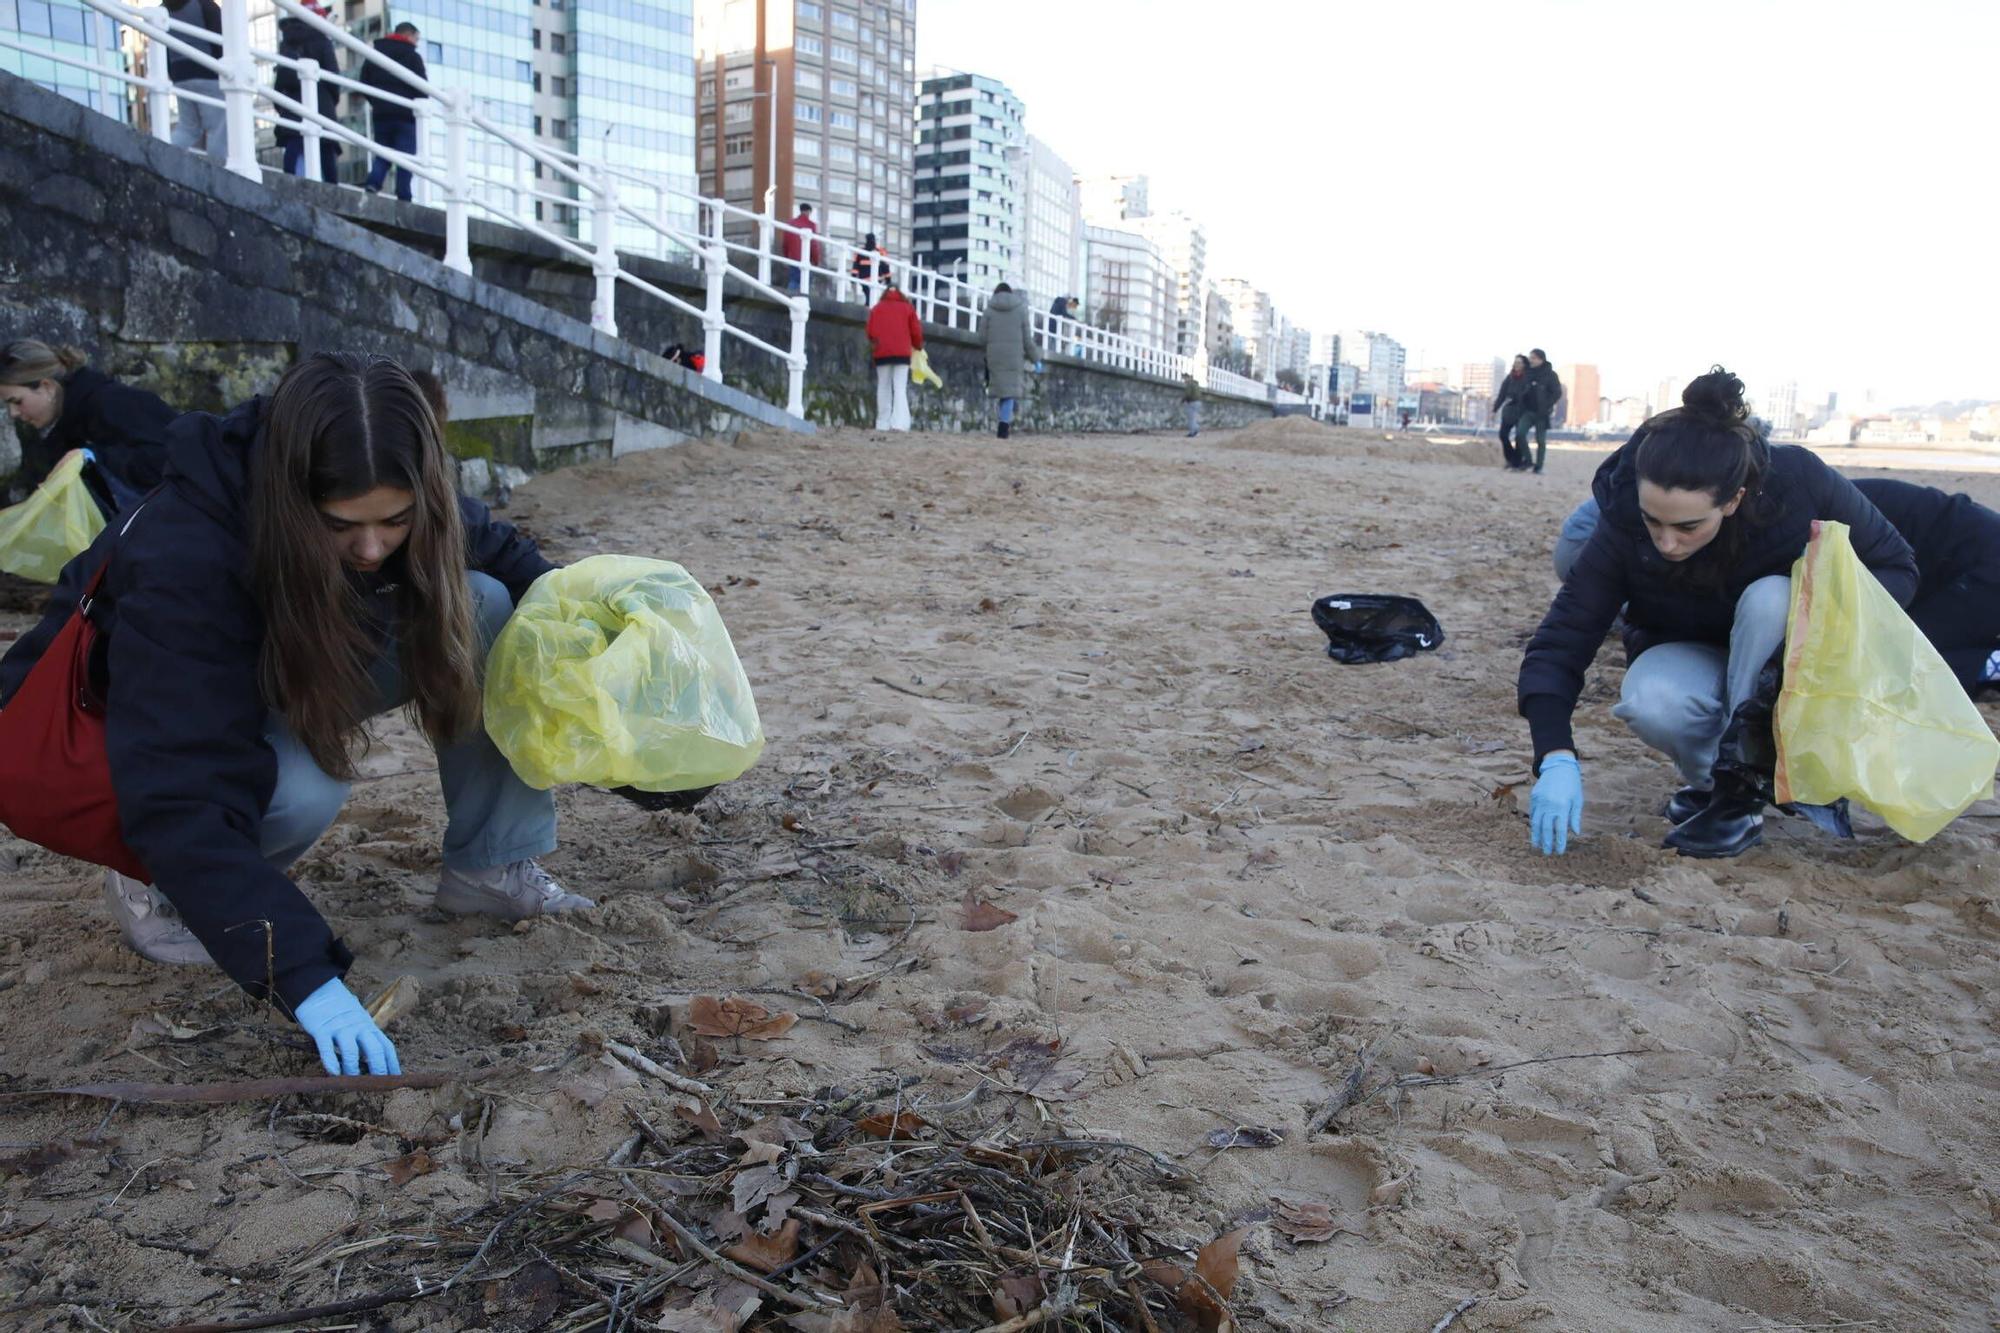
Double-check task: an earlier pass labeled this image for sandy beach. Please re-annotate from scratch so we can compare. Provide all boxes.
[2,419,1997,1331]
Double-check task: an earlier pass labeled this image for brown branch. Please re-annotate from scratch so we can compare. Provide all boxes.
[3,1073,450,1104]
[154,1280,426,1333]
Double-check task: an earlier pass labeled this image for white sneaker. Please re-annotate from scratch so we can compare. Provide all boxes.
[103,870,217,967]
[435,860,595,920]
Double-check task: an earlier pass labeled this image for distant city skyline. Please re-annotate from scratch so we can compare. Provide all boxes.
[917,0,1998,409]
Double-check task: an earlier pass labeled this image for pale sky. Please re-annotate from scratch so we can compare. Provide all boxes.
[917,0,1998,410]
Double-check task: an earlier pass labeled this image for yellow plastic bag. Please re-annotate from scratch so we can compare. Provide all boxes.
[0,451,105,584]
[911,347,944,388]
[1775,520,1999,841]
[483,555,765,792]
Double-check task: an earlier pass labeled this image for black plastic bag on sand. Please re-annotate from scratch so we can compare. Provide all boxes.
[1311,594,1445,664]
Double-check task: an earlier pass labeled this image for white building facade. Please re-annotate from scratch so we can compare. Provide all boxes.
[1021,133,1082,309]
[1083,224,1176,352]
[913,68,1025,287]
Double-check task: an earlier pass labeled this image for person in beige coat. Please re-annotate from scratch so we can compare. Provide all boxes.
[981,283,1038,438]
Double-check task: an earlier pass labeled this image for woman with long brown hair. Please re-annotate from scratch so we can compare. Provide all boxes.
[0,353,590,1077]
[0,339,178,509]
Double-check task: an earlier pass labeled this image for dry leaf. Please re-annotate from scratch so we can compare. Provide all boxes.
[977,597,999,612]
[731,1164,787,1216]
[684,1035,722,1073]
[738,1116,816,1148]
[364,976,420,1025]
[1205,1125,1284,1150]
[688,995,799,1041]
[382,1148,438,1186]
[677,1100,727,1140]
[738,1140,786,1168]
[855,1111,928,1140]
[937,850,966,878]
[796,971,840,999]
[1177,1228,1244,1330]
[945,1002,988,1025]
[1271,1198,1340,1244]
[961,891,1019,932]
[991,1273,1042,1319]
[1492,779,1525,802]
[658,1296,745,1333]
[721,1217,800,1273]
[1415,1056,1436,1075]
[1369,1171,1414,1207]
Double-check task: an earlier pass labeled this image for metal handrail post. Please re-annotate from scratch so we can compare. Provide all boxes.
[412,98,434,206]
[442,90,470,272]
[144,27,172,141]
[297,58,322,181]
[785,295,808,417]
[701,206,727,382]
[219,0,259,179]
[591,166,620,336]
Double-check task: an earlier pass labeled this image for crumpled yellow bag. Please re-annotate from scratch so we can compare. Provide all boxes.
[911,347,944,388]
[483,556,764,792]
[1775,520,1999,841]
[0,451,105,583]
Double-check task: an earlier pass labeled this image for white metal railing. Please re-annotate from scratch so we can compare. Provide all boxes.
[20,0,1271,417]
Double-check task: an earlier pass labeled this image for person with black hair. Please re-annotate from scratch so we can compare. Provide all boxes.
[1852,478,2000,696]
[1520,349,1562,473]
[1518,367,1918,860]
[360,21,429,202]
[274,2,343,184]
[1492,354,1532,470]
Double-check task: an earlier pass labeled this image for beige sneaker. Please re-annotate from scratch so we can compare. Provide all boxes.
[436,860,595,920]
[103,870,216,967]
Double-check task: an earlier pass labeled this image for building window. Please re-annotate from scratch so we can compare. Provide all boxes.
[796,68,821,91]
[798,34,822,56]
[830,109,856,129]
[795,134,821,158]
[830,77,856,97]
[830,143,855,165]
[700,78,715,99]
[830,176,854,198]
[531,29,540,48]
[724,68,752,91]
[552,119,567,138]
[725,102,753,123]
[533,72,543,93]
[552,76,566,97]
[831,8,858,32]
[725,133,755,156]
[831,42,856,63]
[551,33,566,53]
[795,169,820,191]
[797,1,822,19]
[725,168,753,192]
[830,207,855,230]
[533,115,544,135]
[699,145,716,169]
[797,102,823,123]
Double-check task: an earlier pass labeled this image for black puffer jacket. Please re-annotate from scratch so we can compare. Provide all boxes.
[163,0,222,84]
[1524,362,1562,417]
[274,17,343,147]
[359,34,428,124]
[1854,477,2000,691]
[21,367,178,497]
[1492,371,1530,416]
[0,401,552,1010]
[1517,435,1918,764]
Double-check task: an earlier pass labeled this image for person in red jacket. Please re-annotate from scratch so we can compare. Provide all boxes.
[779,203,824,295]
[864,281,923,432]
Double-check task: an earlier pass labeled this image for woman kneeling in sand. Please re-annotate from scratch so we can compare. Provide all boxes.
[0,353,593,1077]
[1515,368,1917,860]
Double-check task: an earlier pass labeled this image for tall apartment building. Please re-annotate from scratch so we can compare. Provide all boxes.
[1021,134,1082,308]
[1132,212,1205,357]
[1557,363,1600,427]
[1082,224,1175,352]
[913,69,1024,287]
[1342,329,1406,405]
[1204,286,1240,370]
[1,0,133,122]
[1214,278,1275,378]
[1760,379,1799,435]
[695,0,916,264]
[1313,332,1344,370]
[1461,358,1503,426]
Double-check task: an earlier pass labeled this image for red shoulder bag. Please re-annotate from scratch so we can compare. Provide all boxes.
[0,555,151,881]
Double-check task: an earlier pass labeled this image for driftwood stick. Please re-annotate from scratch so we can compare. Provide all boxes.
[1395,1049,1654,1089]
[2,1074,449,1105]
[1430,1295,1480,1332]
[1307,1043,1375,1135]
[154,1280,425,1333]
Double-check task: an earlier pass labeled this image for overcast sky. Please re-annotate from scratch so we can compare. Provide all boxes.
[917,0,1997,409]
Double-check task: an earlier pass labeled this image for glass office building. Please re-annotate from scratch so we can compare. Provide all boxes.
[568,0,696,244]
[0,0,133,123]
[388,0,535,201]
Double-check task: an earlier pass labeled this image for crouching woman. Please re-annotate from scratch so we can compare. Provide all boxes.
[0,353,592,1076]
[1516,368,1918,860]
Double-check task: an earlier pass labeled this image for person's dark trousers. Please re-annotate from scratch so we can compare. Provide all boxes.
[283,140,341,183]
[1909,571,2000,694]
[1524,412,1551,471]
[1497,410,1524,468]
[364,116,417,201]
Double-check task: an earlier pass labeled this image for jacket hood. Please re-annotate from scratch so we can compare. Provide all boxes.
[50,365,110,440]
[162,398,265,536]
[878,288,908,303]
[988,290,1025,314]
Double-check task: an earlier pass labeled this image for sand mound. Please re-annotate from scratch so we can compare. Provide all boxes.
[1219,416,1500,466]
[3,429,1998,1329]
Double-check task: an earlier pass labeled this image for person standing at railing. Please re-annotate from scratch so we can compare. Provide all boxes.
[274,2,343,185]
[359,21,429,203]
[865,280,923,432]
[850,232,889,292]
[780,204,824,296]
[164,0,226,164]
[981,283,1037,440]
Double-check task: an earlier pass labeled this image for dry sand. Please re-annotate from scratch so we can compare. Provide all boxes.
[2,418,1998,1331]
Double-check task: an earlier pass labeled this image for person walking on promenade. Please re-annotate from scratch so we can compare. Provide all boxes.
[981,283,1036,439]
[781,204,823,295]
[1521,348,1563,473]
[1492,353,1532,469]
[1518,367,1916,861]
[275,2,343,183]
[164,0,226,164]
[849,232,889,291]
[866,281,923,432]
[1,340,177,512]
[1182,373,1203,437]
[360,22,428,202]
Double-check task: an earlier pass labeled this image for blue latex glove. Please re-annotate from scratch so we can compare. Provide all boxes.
[294,978,400,1077]
[1529,753,1583,856]
[1033,361,1044,374]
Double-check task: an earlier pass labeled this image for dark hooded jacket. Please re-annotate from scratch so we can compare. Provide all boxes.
[0,401,552,1010]
[1524,361,1562,419]
[359,33,428,125]
[1492,369,1530,419]
[274,16,343,148]
[1517,432,1918,765]
[19,367,178,498]
[163,0,222,85]
[1854,477,2000,691]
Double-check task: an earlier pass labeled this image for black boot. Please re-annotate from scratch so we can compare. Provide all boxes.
[1664,787,1712,824]
[1665,655,1780,858]
[607,784,716,814]
[997,420,1011,439]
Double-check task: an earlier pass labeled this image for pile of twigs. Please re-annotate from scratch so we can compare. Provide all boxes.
[182,1040,1232,1333]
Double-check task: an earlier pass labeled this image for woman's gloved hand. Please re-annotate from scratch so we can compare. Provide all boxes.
[294,978,400,1076]
[1529,753,1583,856]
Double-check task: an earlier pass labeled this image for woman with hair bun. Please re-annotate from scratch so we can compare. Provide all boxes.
[0,340,178,509]
[1517,367,1919,859]
[0,352,593,1077]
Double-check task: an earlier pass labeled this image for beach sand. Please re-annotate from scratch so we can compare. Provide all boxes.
[2,419,1997,1330]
